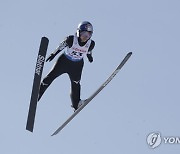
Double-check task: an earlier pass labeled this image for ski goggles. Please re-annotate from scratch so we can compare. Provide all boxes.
[80,31,92,39]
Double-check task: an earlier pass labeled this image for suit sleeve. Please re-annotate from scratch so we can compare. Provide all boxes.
[52,35,74,56]
[87,40,95,62]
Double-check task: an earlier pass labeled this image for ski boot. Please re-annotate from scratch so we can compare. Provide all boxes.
[71,100,85,112]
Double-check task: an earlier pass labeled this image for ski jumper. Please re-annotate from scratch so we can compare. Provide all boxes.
[38,34,95,109]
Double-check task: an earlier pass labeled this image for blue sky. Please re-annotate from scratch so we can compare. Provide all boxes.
[1,0,180,153]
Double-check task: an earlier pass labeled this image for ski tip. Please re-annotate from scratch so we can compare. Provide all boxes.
[51,133,56,136]
[42,36,49,41]
[128,52,132,55]
[51,130,59,136]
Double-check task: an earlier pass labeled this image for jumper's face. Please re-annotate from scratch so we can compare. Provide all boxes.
[80,31,92,42]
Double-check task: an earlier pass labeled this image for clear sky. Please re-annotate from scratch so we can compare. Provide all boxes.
[1,0,180,153]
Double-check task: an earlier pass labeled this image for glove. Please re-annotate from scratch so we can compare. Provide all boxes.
[46,53,55,62]
[87,54,93,63]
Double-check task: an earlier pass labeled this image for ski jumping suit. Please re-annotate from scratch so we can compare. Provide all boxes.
[38,34,95,109]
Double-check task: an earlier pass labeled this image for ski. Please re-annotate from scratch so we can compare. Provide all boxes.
[51,52,132,136]
[26,37,49,132]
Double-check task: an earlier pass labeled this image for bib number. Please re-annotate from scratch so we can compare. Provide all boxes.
[70,51,83,58]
